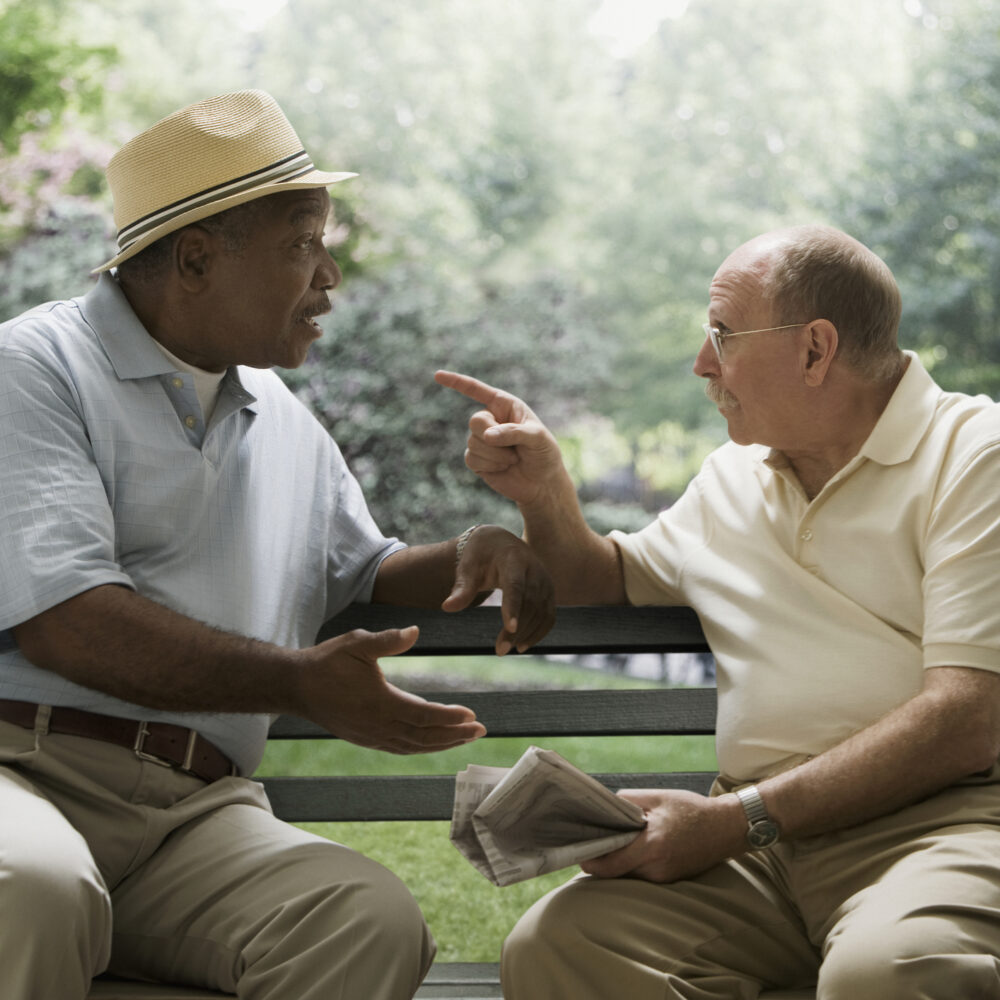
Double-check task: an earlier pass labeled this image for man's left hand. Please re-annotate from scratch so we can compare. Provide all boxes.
[580,788,746,883]
[442,525,555,655]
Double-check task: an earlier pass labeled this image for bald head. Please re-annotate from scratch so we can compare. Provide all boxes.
[718,225,904,382]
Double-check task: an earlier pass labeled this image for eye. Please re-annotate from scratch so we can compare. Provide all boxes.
[293,232,322,251]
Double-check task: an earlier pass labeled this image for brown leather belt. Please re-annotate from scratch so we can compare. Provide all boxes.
[0,699,236,782]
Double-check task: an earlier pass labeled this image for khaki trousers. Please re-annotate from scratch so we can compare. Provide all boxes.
[0,717,434,1000]
[503,771,1000,1000]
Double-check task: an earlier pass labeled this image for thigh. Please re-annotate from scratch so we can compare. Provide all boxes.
[796,785,1000,1000]
[0,763,113,999]
[109,798,434,1000]
[502,852,820,1000]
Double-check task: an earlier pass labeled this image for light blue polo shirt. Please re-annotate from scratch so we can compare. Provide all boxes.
[0,274,404,775]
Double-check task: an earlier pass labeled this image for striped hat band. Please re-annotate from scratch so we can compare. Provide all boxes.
[115,149,317,251]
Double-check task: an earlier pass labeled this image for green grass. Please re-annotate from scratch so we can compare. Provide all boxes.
[293,819,575,961]
[380,652,669,690]
[257,654,718,962]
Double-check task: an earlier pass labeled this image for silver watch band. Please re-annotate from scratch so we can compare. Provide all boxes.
[735,784,769,824]
[735,784,780,849]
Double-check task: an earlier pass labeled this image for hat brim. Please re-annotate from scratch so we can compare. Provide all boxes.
[93,168,357,274]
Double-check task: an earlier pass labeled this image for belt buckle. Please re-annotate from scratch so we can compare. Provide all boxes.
[133,721,198,773]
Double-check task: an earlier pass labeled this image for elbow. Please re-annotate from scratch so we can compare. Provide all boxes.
[951,714,1000,778]
[922,668,1000,779]
[10,617,51,670]
[967,732,1000,777]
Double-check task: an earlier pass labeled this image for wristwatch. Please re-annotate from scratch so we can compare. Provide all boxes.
[735,784,780,849]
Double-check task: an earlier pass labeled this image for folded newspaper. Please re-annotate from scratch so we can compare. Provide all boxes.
[450,745,647,886]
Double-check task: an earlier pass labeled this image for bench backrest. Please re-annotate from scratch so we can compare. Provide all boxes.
[261,603,717,822]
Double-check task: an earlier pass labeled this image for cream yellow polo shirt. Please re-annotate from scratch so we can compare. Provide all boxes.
[611,354,1000,781]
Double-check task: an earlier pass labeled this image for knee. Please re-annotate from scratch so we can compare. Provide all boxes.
[345,853,433,959]
[819,921,1000,1000]
[2,847,110,938]
[819,934,897,1000]
[503,879,593,981]
[249,843,434,989]
[0,846,111,980]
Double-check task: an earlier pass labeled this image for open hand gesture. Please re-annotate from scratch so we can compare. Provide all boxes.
[300,626,486,753]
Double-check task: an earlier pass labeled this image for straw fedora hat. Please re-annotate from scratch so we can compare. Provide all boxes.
[94,89,356,273]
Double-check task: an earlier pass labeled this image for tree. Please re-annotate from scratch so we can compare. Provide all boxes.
[836,0,1000,396]
[0,0,114,153]
[584,0,914,434]
[0,0,119,313]
[283,265,613,542]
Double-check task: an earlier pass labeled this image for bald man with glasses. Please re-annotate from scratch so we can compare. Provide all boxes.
[437,224,1000,1000]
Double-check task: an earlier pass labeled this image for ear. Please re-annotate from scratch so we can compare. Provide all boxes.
[801,319,838,387]
[173,226,216,291]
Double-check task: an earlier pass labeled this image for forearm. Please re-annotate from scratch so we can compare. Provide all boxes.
[370,539,459,607]
[519,467,627,605]
[11,584,487,755]
[588,666,1000,884]
[11,584,304,715]
[758,665,1000,842]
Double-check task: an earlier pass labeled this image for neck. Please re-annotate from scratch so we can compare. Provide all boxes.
[782,361,907,500]
[118,273,227,373]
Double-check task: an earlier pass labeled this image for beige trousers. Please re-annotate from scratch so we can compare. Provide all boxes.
[503,771,1000,1000]
[0,716,434,1000]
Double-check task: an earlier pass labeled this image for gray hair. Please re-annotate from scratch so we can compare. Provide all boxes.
[763,226,904,383]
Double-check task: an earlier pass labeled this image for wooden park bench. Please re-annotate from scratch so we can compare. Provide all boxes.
[87,604,815,1000]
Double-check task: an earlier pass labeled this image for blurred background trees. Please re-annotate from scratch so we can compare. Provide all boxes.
[2,0,998,540]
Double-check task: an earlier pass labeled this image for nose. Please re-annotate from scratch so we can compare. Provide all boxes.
[314,251,342,291]
[693,335,719,378]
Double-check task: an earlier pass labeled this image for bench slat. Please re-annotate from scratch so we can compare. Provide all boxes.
[318,604,709,655]
[268,687,718,740]
[259,771,716,822]
[89,966,815,1000]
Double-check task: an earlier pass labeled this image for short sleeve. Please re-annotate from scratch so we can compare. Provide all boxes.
[0,347,133,631]
[610,473,710,607]
[322,441,406,618]
[922,417,1000,672]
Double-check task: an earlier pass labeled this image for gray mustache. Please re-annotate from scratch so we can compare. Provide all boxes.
[704,380,738,408]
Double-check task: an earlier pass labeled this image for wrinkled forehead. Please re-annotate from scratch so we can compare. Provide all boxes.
[709,236,787,321]
[709,254,773,320]
[261,186,331,224]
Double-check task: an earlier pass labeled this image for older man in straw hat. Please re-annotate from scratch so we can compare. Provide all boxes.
[438,225,1000,998]
[0,90,554,999]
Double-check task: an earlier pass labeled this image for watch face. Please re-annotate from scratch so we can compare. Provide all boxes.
[747,820,779,849]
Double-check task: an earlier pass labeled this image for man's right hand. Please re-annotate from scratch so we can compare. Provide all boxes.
[435,369,628,607]
[296,625,486,754]
[434,370,566,508]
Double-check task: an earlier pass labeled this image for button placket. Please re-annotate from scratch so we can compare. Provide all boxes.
[796,519,816,571]
[162,373,204,446]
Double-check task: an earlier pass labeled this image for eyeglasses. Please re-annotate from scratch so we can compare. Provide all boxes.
[702,322,807,359]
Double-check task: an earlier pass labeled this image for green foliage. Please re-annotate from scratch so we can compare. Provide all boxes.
[585,0,915,431]
[5,0,1000,543]
[0,0,118,298]
[0,199,105,319]
[0,0,115,152]
[282,264,613,541]
[835,0,1000,396]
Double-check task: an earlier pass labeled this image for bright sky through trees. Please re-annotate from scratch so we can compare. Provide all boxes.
[223,0,690,51]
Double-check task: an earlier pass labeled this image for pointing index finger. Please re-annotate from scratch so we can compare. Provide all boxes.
[435,370,507,412]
